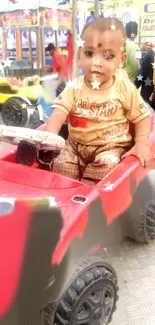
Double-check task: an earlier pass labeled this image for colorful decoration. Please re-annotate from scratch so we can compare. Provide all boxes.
[2,58,13,68]
[151,62,155,69]
[110,25,116,31]
[144,77,152,86]
[91,80,101,90]
[137,74,143,81]
[130,33,135,38]
[21,103,27,109]
[76,38,85,48]
[24,9,30,16]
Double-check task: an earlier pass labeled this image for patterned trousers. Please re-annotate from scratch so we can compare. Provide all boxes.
[52,137,129,181]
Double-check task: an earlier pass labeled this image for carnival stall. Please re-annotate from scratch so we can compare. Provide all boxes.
[1,0,155,79]
[0,0,73,127]
[0,0,73,77]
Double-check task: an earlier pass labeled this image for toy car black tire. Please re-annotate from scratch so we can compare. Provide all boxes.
[2,98,28,127]
[54,265,118,325]
[129,200,155,243]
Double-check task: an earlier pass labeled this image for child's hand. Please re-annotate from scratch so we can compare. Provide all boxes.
[149,93,153,102]
[122,143,152,167]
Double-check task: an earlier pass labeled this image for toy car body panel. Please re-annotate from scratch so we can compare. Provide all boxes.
[0,116,155,324]
[0,130,154,264]
[0,161,155,325]
[0,197,119,325]
[0,79,25,104]
[0,199,63,325]
[0,77,49,106]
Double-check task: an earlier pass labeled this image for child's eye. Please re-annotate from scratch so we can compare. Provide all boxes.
[104,53,115,60]
[85,51,93,57]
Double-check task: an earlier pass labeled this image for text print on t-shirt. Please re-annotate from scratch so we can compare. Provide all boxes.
[73,98,122,120]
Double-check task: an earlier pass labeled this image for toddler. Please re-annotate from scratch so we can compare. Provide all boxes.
[46,17,152,181]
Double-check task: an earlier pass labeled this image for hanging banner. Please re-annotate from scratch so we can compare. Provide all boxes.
[141,2,155,31]
[39,7,58,27]
[57,10,72,30]
[39,7,52,26]
[141,14,155,31]
[1,9,38,27]
[140,1,155,42]
[104,7,139,24]
[38,7,72,30]
[98,0,140,9]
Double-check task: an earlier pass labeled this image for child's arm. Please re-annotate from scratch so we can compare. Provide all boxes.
[46,109,67,134]
[123,115,152,167]
[45,80,74,134]
[122,79,153,167]
[134,116,151,146]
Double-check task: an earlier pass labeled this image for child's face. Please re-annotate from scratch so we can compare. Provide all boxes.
[79,27,126,84]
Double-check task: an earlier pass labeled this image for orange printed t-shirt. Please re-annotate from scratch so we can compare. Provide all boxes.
[52,75,151,146]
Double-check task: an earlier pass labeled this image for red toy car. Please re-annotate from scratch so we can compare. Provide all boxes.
[0,115,155,325]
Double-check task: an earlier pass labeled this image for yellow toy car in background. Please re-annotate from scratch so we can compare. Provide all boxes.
[0,77,51,127]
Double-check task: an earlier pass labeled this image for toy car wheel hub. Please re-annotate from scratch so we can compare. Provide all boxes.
[73,281,115,324]
[3,105,22,126]
[2,98,28,126]
[54,266,118,325]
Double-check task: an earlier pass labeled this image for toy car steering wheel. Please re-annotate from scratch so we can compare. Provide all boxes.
[0,125,65,151]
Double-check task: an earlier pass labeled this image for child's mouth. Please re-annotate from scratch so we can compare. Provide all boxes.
[91,71,103,75]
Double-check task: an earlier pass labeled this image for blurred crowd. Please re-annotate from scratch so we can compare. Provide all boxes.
[124,21,155,110]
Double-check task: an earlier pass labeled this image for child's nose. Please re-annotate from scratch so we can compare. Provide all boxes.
[92,55,103,67]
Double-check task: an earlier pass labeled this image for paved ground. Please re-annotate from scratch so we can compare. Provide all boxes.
[111,240,155,325]
[0,118,155,325]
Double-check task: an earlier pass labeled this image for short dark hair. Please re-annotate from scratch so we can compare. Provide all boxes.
[45,43,55,52]
[125,21,138,38]
[81,17,126,38]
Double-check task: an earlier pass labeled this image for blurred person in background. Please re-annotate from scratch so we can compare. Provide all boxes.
[45,43,66,97]
[45,43,64,76]
[141,41,153,63]
[125,21,141,83]
[135,47,154,107]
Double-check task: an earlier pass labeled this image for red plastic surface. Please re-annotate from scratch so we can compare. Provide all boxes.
[0,202,32,317]
[0,114,155,318]
[97,127,155,223]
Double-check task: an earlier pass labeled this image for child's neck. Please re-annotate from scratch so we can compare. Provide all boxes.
[85,76,115,91]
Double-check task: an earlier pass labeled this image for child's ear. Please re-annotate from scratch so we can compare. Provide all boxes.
[119,52,126,68]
